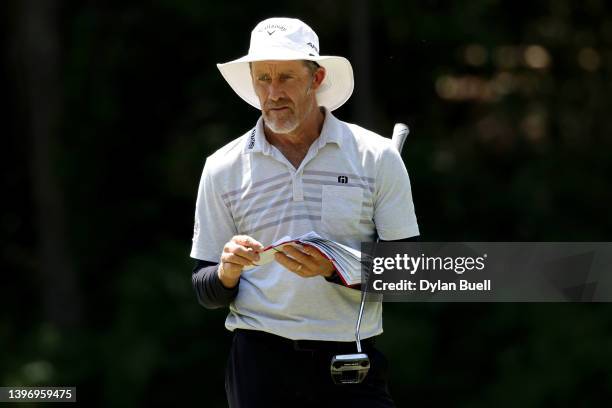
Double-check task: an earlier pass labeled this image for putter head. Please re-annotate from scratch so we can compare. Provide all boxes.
[330,353,370,384]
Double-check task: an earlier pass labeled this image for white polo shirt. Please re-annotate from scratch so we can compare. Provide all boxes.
[191,108,419,341]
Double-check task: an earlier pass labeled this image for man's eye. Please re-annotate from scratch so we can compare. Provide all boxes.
[258,75,271,82]
[280,75,293,81]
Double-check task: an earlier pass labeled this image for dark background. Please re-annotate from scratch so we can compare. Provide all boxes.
[3,0,612,406]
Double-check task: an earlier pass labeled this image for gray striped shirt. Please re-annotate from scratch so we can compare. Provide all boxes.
[191,109,419,341]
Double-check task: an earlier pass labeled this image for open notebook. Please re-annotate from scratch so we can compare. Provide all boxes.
[243,231,363,286]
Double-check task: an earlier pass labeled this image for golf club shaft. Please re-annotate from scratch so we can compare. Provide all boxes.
[354,122,411,352]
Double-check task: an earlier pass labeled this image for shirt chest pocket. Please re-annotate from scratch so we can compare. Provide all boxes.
[321,185,363,237]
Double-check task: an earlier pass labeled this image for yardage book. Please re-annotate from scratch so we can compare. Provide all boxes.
[243,231,364,286]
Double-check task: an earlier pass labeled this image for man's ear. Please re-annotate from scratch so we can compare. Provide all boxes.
[310,66,326,91]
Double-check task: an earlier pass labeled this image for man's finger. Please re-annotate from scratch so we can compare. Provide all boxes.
[232,235,264,251]
[281,245,318,270]
[275,252,313,277]
[222,252,255,267]
[227,242,261,263]
[299,245,335,277]
[302,245,325,260]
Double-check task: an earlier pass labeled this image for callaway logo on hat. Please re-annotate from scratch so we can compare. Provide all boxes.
[217,17,354,111]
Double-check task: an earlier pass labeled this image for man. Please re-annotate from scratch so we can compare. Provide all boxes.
[191,17,419,408]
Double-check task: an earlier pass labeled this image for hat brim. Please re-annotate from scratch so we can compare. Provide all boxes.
[217,53,353,111]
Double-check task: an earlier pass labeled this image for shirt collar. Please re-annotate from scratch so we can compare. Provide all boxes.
[243,107,343,154]
[242,116,268,154]
[317,107,343,149]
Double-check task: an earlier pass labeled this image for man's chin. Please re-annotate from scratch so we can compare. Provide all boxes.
[264,117,299,134]
[266,124,298,134]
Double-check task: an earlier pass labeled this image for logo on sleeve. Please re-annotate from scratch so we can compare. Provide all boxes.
[338,176,348,184]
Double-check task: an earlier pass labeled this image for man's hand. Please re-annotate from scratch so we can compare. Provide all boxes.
[274,244,335,279]
[218,235,264,289]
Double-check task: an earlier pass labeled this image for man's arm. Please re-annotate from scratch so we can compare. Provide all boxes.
[192,235,263,309]
[192,259,239,309]
[191,156,263,309]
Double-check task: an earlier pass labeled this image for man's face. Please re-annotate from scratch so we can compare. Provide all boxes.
[251,60,322,134]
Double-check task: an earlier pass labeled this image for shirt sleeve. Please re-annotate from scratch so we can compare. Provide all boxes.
[190,158,238,262]
[192,260,239,309]
[373,145,420,240]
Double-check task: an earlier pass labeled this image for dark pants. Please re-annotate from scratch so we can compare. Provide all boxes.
[225,329,396,408]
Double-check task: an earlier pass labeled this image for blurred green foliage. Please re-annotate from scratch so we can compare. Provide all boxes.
[2,0,612,406]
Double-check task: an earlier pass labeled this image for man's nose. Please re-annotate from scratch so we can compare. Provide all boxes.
[266,80,285,101]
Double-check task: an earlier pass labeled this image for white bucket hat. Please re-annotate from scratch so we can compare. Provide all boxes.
[217,17,354,111]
